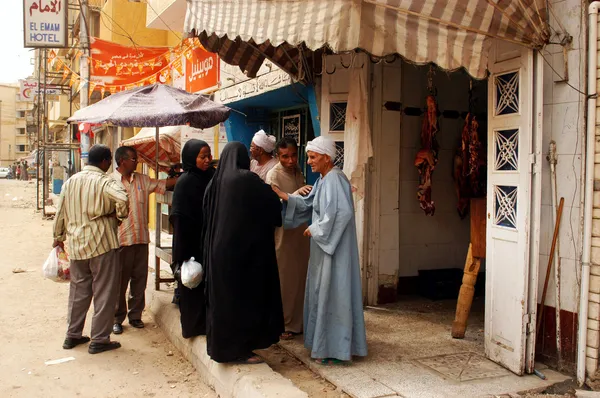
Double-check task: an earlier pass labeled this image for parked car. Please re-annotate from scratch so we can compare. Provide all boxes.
[0,167,10,179]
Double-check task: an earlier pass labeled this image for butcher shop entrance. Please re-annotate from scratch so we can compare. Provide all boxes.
[370,42,542,375]
[395,60,489,351]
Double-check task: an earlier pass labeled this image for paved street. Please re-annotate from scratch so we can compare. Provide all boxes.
[0,179,216,398]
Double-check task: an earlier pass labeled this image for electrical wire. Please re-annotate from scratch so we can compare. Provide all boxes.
[539,50,587,97]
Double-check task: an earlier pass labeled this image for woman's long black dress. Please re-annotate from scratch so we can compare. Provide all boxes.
[170,139,215,339]
[203,142,284,362]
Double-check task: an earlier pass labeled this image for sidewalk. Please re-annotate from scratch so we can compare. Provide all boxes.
[147,236,570,398]
[147,290,308,398]
[278,298,571,398]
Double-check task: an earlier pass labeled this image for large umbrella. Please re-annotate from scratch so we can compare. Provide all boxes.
[68,83,230,172]
[68,83,230,129]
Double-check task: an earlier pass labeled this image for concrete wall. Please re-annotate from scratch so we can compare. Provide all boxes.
[100,0,173,46]
[531,0,586,371]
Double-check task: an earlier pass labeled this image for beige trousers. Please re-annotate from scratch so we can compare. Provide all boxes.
[66,249,119,344]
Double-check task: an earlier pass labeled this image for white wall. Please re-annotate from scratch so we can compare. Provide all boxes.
[538,0,585,316]
[396,64,486,277]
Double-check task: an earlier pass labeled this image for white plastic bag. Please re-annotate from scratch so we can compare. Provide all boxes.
[43,247,71,282]
[181,257,203,289]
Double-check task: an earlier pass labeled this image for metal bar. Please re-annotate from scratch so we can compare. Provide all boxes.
[42,49,48,217]
[154,126,161,291]
[36,50,42,211]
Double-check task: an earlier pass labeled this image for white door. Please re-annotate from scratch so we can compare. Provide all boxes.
[485,40,540,375]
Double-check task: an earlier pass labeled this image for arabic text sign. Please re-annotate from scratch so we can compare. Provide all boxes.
[20,79,61,101]
[185,46,219,93]
[24,0,68,48]
[90,37,170,87]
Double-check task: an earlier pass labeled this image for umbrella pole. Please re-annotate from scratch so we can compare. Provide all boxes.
[154,126,161,291]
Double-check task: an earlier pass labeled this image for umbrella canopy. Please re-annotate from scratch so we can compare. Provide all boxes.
[68,84,231,128]
[121,126,181,171]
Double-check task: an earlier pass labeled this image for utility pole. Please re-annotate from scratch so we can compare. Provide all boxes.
[79,0,90,165]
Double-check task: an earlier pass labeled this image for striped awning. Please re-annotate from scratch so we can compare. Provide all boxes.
[120,126,181,171]
[184,0,550,79]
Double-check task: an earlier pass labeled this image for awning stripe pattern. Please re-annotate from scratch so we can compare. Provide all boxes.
[184,0,549,78]
[120,126,182,170]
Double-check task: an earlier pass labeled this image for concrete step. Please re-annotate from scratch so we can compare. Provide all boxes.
[148,290,307,398]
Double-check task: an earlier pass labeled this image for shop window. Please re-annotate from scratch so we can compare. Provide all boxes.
[493,185,517,229]
[329,102,347,132]
[494,71,519,116]
[494,129,518,171]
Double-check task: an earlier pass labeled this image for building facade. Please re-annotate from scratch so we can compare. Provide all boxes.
[0,84,33,167]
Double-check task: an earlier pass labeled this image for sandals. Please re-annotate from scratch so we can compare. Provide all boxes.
[233,355,264,365]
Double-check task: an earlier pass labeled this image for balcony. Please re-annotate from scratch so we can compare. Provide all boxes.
[146,0,185,31]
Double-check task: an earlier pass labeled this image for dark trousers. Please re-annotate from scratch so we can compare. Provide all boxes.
[67,250,119,343]
[114,244,149,324]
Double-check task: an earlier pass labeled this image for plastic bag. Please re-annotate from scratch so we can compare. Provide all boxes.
[42,246,70,282]
[181,257,203,289]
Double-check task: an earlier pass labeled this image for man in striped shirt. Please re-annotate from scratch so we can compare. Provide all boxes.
[111,146,177,335]
[53,145,129,355]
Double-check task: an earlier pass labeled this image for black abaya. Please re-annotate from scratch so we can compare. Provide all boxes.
[170,139,214,339]
[203,142,284,362]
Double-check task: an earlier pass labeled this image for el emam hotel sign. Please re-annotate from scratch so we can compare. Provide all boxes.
[23,0,68,48]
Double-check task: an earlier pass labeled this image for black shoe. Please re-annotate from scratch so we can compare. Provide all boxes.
[113,323,123,334]
[129,319,144,329]
[63,336,90,349]
[88,341,121,354]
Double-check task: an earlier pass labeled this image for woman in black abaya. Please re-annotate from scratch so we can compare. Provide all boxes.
[170,139,215,338]
[203,142,284,364]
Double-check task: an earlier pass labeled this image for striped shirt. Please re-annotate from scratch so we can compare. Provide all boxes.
[112,170,166,247]
[53,166,129,260]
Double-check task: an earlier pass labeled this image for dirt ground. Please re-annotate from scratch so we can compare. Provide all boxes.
[0,179,216,398]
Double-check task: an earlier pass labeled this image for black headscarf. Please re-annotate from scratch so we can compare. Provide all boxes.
[202,141,284,362]
[170,139,215,220]
[169,139,215,339]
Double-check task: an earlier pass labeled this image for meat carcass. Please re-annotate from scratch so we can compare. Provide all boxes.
[414,95,439,216]
[453,113,482,218]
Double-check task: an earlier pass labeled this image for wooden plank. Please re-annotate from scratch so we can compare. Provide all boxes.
[470,198,486,259]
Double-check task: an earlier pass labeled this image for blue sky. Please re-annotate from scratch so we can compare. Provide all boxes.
[1,0,35,83]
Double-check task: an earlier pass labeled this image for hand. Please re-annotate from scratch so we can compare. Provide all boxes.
[296,185,313,196]
[271,185,289,201]
[53,240,64,249]
[303,228,312,237]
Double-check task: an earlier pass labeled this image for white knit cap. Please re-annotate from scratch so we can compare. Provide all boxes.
[306,136,337,160]
[252,130,276,153]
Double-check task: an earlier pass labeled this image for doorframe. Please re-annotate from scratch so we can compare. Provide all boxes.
[524,50,544,373]
[365,62,383,306]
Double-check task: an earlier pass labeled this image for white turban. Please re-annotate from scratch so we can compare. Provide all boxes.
[306,136,337,160]
[252,130,276,153]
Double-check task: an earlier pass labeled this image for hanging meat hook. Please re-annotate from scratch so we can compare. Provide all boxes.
[427,65,437,96]
[340,53,353,69]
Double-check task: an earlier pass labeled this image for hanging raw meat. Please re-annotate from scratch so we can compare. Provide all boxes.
[414,95,439,216]
[453,113,482,218]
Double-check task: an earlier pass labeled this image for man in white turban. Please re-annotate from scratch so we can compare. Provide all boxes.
[250,130,278,181]
[271,135,367,364]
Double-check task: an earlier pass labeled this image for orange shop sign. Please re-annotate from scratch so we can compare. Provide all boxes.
[185,46,219,93]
